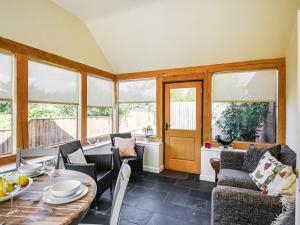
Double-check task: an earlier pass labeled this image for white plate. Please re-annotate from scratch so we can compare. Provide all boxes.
[18,163,43,174]
[0,177,33,203]
[43,185,88,204]
[20,170,44,178]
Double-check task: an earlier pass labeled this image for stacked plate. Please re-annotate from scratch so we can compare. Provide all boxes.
[43,180,88,204]
[18,163,43,177]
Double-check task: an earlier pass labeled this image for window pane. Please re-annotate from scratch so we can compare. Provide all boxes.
[87,106,112,144]
[212,102,276,143]
[170,88,196,130]
[87,75,114,107]
[0,53,13,100]
[0,101,12,154]
[119,79,156,103]
[119,103,156,135]
[0,52,13,155]
[28,103,78,148]
[28,60,79,104]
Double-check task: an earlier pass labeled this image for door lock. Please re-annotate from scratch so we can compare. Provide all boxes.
[165,122,169,131]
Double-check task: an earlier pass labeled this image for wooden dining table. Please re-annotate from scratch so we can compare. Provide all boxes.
[0,169,97,225]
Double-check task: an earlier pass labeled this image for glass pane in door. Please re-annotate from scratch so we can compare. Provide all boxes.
[170,88,196,130]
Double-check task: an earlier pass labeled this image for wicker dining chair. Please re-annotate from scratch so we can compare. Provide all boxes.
[110,133,145,173]
[59,140,113,203]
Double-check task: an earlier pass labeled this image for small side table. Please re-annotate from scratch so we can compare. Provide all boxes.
[210,158,220,184]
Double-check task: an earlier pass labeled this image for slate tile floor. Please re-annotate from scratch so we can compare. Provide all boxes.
[81,171,214,225]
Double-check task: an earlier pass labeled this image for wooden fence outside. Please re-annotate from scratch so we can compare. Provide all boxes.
[0,129,12,154]
[170,102,196,130]
[0,116,113,153]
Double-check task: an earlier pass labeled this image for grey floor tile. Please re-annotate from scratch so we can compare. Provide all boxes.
[120,205,153,224]
[83,171,212,225]
[146,213,197,225]
[188,189,212,201]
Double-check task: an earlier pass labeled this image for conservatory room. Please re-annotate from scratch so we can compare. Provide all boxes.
[0,0,299,225]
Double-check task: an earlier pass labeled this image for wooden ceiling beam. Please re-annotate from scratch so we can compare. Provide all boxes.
[0,36,115,81]
[116,58,285,80]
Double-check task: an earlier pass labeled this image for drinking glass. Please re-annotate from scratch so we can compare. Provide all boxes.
[44,158,56,186]
[3,171,20,215]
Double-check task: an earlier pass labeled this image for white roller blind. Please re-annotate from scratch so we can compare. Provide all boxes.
[212,69,277,102]
[87,75,114,107]
[28,60,79,104]
[118,79,156,103]
[0,52,13,100]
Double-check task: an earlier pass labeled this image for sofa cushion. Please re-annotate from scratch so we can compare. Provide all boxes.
[67,148,87,164]
[279,145,296,170]
[249,151,287,190]
[114,137,137,158]
[242,145,281,173]
[218,168,259,190]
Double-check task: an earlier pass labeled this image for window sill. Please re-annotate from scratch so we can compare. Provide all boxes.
[83,140,111,151]
[209,140,275,150]
[0,153,16,166]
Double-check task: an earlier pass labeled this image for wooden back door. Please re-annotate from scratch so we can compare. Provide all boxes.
[164,81,202,174]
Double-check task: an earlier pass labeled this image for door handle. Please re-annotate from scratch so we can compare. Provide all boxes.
[165,122,169,131]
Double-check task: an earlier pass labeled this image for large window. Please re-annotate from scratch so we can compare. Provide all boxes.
[28,60,79,148]
[118,79,156,135]
[0,52,13,154]
[87,75,114,144]
[212,69,277,143]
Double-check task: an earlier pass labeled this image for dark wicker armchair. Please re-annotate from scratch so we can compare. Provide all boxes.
[110,133,145,173]
[59,140,113,202]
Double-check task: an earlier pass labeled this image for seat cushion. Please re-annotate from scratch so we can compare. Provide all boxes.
[218,169,259,190]
[121,156,139,161]
[242,145,281,173]
[121,157,143,172]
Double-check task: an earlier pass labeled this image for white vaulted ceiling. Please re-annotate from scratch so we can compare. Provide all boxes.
[53,0,300,73]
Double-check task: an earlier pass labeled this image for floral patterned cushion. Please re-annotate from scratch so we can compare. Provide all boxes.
[249,151,285,190]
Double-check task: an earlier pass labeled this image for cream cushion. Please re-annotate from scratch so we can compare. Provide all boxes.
[267,168,296,196]
[114,137,137,158]
[67,148,87,164]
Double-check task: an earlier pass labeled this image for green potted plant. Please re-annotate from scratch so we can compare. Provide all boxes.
[143,125,153,142]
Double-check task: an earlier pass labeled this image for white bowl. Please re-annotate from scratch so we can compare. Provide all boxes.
[18,163,43,175]
[50,180,82,197]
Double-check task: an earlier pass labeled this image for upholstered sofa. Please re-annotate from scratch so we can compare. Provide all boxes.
[211,145,296,225]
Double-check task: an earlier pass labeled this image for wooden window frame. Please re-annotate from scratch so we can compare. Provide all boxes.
[0,37,115,165]
[116,58,286,149]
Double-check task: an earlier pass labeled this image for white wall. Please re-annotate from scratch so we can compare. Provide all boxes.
[286,24,298,150]
[296,10,300,225]
[0,0,112,72]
